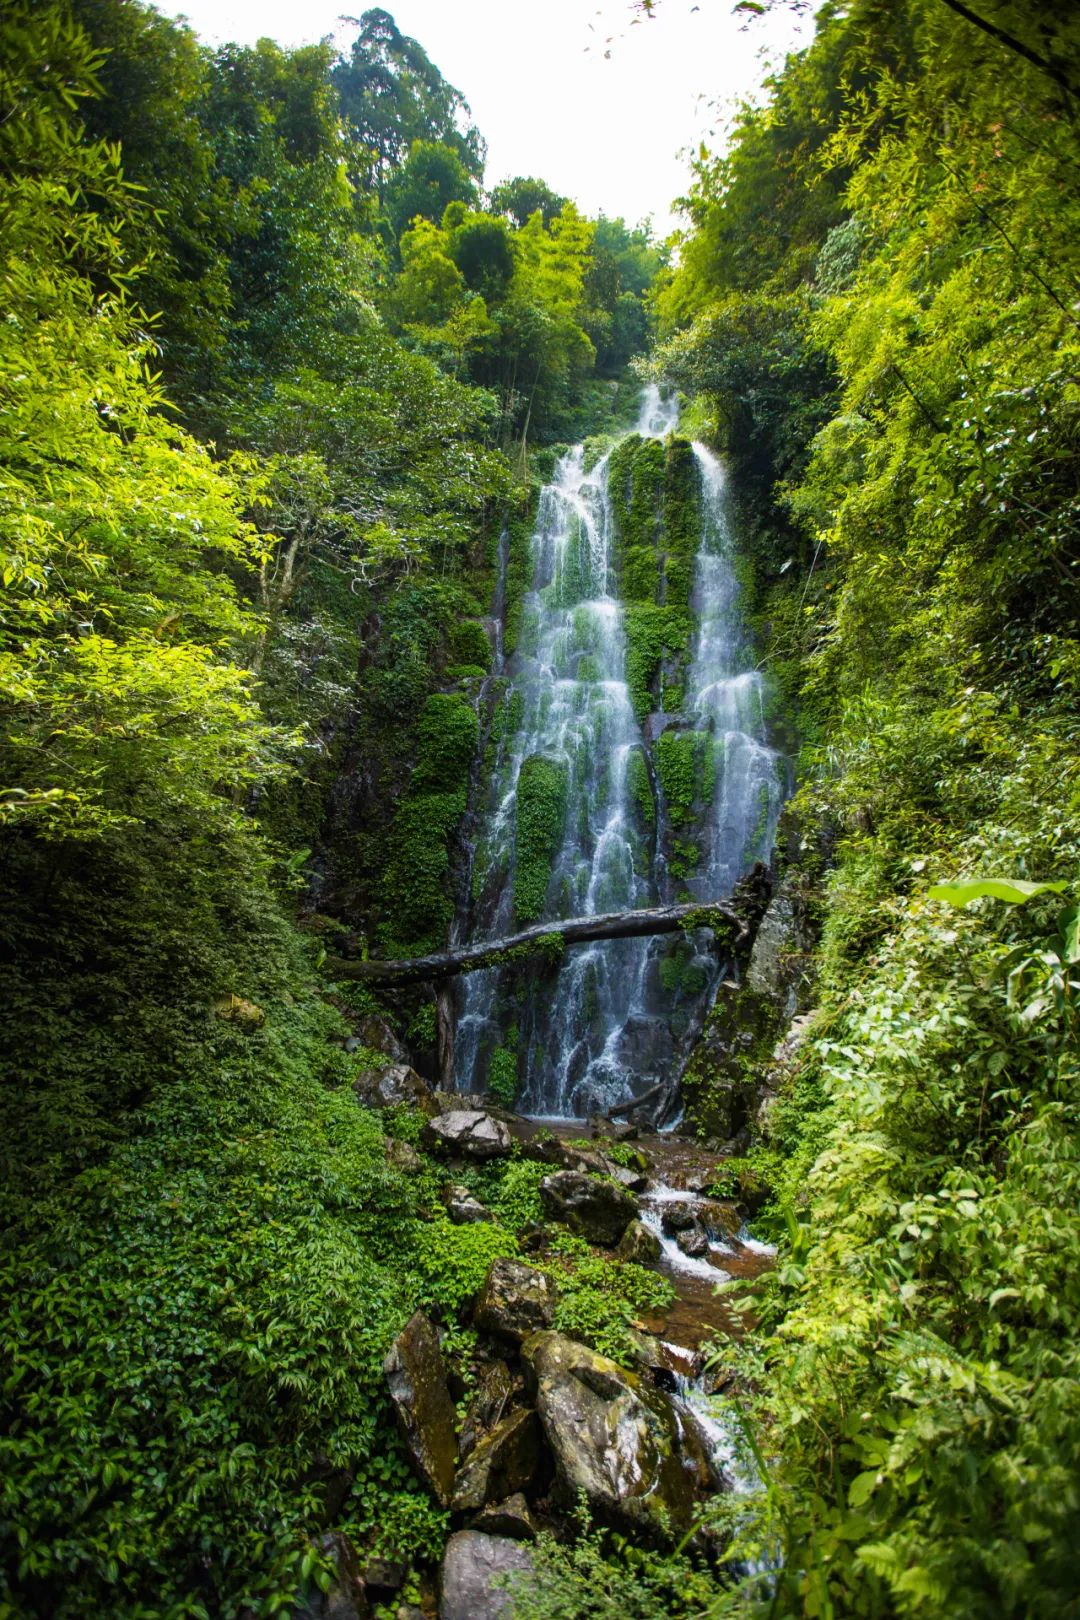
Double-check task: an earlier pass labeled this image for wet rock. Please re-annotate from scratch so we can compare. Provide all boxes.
[521,1331,697,1542]
[459,1360,513,1461]
[439,1530,534,1620]
[213,994,264,1030]
[606,1162,648,1194]
[421,1110,513,1162]
[293,1532,367,1620]
[385,1138,424,1176]
[445,1184,494,1224]
[451,1408,541,1512]
[745,888,815,1018]
[660,1203,696,1236]
[471,1492,538,1541]
[474,1258,555,1340]
[539,1170,636,1246]
[616,1219,661,1266]
[354,1063,436,1115]
[384,1312,457,1507]
[676,1225,709,1259]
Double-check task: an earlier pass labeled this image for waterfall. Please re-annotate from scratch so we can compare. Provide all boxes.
[681,443,784,898]
[455,389,783,1119]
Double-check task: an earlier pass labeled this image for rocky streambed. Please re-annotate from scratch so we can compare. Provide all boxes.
[309,1069,774,1620]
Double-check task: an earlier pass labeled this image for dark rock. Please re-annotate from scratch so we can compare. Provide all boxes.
[355,1015,411,1064]
[605,1162,648,1194]
[293,1532,368,1620]
[459,1359,514,1461]
[676,1225,709,1258]
[474,1258,554,1340]
[439,1530,534,1620]
[660,1203,696,1236]
[385,1137,424,1176]
[354,1063,436,1115]
[539,1170,636,1246]
[616,1219,661,1266]
[471,1492,538,1541]
[361,1558,406,1598]
[445,1184,494,1224]
[384,1312,457,1507]
[522,1331,698,1543]
[451,1408,541,1513]
[589,1114,638,1143]
[421,1110,513,1162]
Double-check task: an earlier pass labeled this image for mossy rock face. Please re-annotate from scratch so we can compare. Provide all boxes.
[513,754,568,925]
[450,618,493,671]
[680,980,776,1141]
[384,1311,458,1508]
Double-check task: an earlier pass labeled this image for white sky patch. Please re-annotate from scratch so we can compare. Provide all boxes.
[157,0,814,235]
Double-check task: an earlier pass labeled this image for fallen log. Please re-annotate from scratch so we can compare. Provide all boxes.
[327,900,746,988]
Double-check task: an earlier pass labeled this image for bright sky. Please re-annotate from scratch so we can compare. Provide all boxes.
[159,0,815,235]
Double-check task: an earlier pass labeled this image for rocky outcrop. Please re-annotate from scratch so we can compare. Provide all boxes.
[439,1531,534,1620]
[384,1312,457,1508]
[445,1185,494,1224]
[349,1014,410,1064]
[451,1408,541,1513]
[521,1331,698,1543]
[474,1258,554,1340]
[385,1137,424,1175]
[538,1170,636,1246]
[616,1218,661,1265]
[421,1110,513,1161]
[353,1063,435,1115]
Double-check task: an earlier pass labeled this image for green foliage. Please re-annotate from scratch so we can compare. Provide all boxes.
[655,730,709,827]
[410,693,480,792]
[412,1218,519,1318]
[504,1511,716,1620]
[623,604,691,723]
[487,1043,520,1107]
[513,754,569,924]
[546,1235,675,1368]
[662,2,1080,1612]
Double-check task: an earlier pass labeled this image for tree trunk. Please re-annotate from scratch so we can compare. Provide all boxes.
[327,900,746,988]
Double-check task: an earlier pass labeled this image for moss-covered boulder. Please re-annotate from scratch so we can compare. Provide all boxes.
[383,1312,457,1508]
[521,1331,698,1543]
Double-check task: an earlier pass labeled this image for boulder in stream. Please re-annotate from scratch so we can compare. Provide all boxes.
[421,1110,513,1161]
[439,1531,534,1620]
[383,1312,457,1507]
[522,1330,698,1542]
[474,1257,554,1340]
[616,1218,661,1265]
[538,1169,636,1246]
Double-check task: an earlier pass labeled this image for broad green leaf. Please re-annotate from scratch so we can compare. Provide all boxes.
[927,878,1067,908]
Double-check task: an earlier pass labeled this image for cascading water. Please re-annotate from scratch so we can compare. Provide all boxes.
[681,444,784,899]
[455,387,784,1119]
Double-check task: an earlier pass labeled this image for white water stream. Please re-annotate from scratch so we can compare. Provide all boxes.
[455,388,784,1118]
